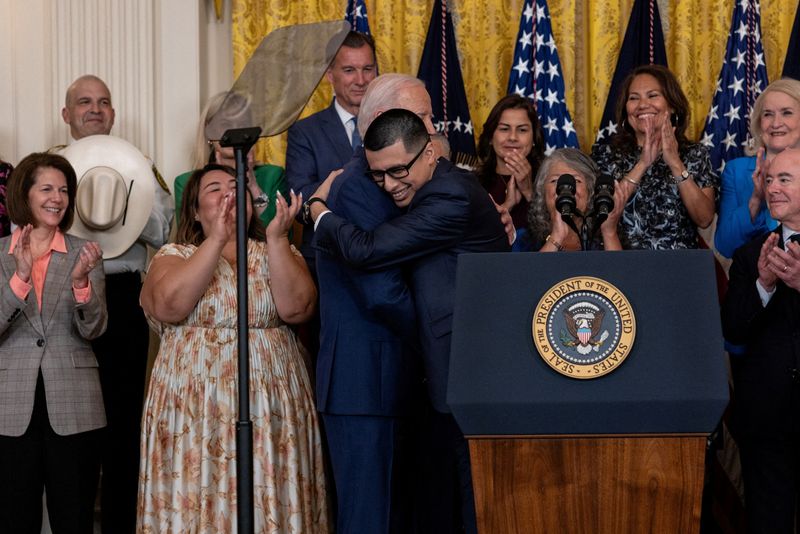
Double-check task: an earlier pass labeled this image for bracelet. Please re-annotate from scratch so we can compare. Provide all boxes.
[622,177,640,187]
[302,196,328,225]
[252,192,269,207]
[545,234,564,251]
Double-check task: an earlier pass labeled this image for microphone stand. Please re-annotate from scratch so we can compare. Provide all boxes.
[219,126,262,534]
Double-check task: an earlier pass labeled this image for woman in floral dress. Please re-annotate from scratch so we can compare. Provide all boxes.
[138,164,327,533]
[591,64,718,250]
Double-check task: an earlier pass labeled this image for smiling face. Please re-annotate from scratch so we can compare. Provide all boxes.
[765,149,800,230]
[28,167,69,230]
[625,73,671,141]
[61,77,115,139]
[491,108,533,169]
[542,160,590,216]
[760,90,800,155]
[326,45,377,116]
[194,169,251,237]
[366,139,436,208]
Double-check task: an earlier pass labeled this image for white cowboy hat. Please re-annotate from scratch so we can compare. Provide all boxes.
[62,135,155,259]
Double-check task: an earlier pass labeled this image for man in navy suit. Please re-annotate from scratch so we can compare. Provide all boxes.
[286,30,377,270]
[307,74,438,534]
[722,148,800,534]
[309,109,511,534]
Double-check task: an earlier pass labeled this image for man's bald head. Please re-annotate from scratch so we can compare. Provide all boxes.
[357,74,435,139]
[62,75,115,139]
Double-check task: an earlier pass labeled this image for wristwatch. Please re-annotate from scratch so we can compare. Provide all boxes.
[252,192,269,207]
[302,197,327,225]
[672,169,690,185]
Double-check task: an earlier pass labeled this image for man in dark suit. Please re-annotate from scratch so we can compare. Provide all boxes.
[309,109,511,534]
[286,30,377,270]
[308,73,436,534]
[722,147,800,534]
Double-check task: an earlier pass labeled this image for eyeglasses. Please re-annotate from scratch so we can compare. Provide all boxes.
[366,139,430,186]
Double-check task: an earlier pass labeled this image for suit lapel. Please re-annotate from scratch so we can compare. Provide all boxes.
[0,237,45,335]
[321,104,354,163]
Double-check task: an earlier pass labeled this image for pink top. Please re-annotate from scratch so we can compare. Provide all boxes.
[8,228,91,310]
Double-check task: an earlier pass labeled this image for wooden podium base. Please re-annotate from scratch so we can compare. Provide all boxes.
[468,435,706,534]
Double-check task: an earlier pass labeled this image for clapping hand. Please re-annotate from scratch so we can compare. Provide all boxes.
[267,190,302,242]
[12,224,33,283]
[71,241,103,289]
[504,149,533,201]
[748,147,767,222]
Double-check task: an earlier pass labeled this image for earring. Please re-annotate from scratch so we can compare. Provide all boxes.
[194,213,199,221]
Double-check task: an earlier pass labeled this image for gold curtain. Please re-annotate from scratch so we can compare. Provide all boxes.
[231,0,799,166]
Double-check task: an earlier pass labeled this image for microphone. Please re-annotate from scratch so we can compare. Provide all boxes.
[593,175,615,225]
[555,174,577,220]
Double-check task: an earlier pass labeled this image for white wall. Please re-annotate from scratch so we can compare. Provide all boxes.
[0,0,234,192]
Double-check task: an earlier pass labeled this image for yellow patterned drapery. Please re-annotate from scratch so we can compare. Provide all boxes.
[231,0,799,166]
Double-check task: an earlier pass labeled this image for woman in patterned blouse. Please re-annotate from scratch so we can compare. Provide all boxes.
[591,65,718,250]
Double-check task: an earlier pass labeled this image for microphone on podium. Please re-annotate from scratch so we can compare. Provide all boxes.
[593,175,615,225]
[555,174,577,224]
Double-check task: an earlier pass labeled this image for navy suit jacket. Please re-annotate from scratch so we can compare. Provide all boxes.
[314,159,510,412]
[722,226,800,436]
[285,102,354,261]
[314,148,419,416]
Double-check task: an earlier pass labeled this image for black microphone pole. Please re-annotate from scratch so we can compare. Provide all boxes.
[219,126,262,534]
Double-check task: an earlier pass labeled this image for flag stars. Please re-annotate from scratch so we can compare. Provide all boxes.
[452,116,464,133]
[735,21,748,41]
[513,57,530,76]
[728,76,744,97]
[534,59,545,79]
[562,118,576,137]
[513,85,527,97]
[722,131,738,151]
[544,117,558,135]
[724,103,741,124]
[544,89,559,107]
[700,131,714,148]
[732,50,746,70]
[464,121,474,135]
[519,30,533,50]
[546,61,560,81]
[708,104,719,121]
[605,121,618,136]
[536,3,547,23]
[523,2,534,22]
[545,35,557,53]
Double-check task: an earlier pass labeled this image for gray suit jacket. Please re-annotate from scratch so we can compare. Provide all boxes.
[0,233,107,436]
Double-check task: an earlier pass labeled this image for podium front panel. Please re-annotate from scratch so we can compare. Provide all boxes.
[448,249,728,435]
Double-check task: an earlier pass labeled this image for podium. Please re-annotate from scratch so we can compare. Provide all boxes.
[448,250,729,534]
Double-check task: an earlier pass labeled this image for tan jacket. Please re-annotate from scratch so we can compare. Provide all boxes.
[0,233,107,436]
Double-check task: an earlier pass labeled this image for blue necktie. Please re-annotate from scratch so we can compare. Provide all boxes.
[351,117,361,150]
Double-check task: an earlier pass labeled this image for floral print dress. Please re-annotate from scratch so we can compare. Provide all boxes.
[137,241,328,533]
[591,142,719,250]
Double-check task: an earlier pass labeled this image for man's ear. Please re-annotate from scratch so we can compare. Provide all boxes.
[325,68,334,86]
[61,107,70,125]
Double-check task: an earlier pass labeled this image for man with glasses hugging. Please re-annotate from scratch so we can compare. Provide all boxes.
[308,107,510,534]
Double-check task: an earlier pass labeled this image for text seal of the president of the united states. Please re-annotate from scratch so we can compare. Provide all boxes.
[532,276,636,379]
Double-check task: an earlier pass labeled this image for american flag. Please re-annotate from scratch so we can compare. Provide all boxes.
[594,0,668,144]
[784,1,800,80]
[417,0,477,167]
[507,0,578,154]
[345,0,371,35]
[700,0,768,172]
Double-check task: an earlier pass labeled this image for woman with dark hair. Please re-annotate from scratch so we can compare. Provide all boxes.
[477,94,545,249]
[0,152,106,532]
[138,164,328,532]
[591,64,718,249]
[528,148,624,251]
[0,157,12,237]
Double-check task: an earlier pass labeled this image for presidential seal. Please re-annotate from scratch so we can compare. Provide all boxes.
[532,276,636,379]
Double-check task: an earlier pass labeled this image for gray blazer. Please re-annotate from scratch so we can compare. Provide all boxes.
[0,233,107,437]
